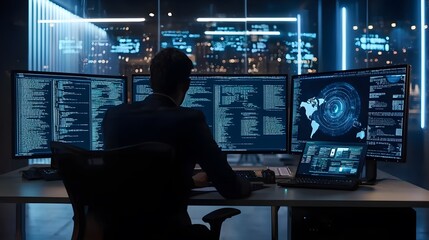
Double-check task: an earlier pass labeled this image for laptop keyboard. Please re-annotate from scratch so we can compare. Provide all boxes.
[277,177,359,191]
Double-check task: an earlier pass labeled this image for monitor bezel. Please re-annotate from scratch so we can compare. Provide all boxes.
[11,70,128,159]
[288,64,411,163]
[131,73,289,154]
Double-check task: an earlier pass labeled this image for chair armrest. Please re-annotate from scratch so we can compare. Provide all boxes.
[202,207,241,223]
[202,207,241,238]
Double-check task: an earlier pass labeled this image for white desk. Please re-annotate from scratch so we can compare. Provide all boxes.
[2,167,429,240]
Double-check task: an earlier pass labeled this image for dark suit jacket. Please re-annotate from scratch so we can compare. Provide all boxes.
[102,93,251,226]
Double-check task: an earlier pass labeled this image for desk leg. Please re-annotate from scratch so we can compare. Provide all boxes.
[287,207,292,240]
[16,203,25,240]
[271,206,279,240]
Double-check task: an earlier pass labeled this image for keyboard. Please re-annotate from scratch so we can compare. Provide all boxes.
[267,166,293,177]
[234,170,263,182]
[277,177,359,191]
[194,167,292,182]
[22,167,61,181]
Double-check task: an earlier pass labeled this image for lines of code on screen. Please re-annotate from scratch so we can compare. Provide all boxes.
[132,75,288,152]
[13,72,126,158]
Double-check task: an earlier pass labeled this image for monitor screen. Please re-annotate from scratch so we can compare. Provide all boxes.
[289,64,410,162]
[12,71,127,158]
[132,74,288,153]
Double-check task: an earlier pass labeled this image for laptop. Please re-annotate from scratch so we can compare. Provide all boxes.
[277,141,367,190]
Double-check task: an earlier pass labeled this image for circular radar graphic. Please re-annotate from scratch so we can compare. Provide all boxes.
[312,82,361,136]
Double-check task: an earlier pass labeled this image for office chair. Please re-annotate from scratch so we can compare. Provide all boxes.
[50,141,241,240]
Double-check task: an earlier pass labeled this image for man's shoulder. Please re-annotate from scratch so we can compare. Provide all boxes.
[178,106,200,113]
[105,102,129,115]
[104,103,205,124]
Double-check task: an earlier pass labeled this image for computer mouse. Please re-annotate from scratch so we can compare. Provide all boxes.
[261,169,276,184]
[22,167,43,180]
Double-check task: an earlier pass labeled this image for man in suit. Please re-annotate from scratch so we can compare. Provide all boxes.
[102,47,251,238]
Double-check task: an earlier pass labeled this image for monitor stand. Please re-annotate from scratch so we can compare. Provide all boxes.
[361,158,377,185]
[238,154,261,165]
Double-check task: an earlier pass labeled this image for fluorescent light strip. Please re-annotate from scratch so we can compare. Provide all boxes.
[38,18,146,23]
[421,0,426,128]
[197,17,297,22]
[341,7,347,70]
[204,31,280,35]
[297,14,302,75]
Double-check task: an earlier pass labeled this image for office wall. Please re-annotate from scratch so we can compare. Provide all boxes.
[1,0,428,178]
[0,1,28,238]
[0,0,28,173]
[1,0,428,177]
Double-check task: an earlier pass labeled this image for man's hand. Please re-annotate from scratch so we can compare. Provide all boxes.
[192,171,210,187]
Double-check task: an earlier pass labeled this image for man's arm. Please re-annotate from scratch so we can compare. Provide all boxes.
[188,111,251,198]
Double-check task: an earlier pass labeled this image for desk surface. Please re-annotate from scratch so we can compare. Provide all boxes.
[2,166,429,208]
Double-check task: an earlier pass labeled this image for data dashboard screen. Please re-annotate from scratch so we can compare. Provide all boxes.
[296,141,367,179]
[132,74,288,153]
[12,71,127,158]
[289,65,410,162]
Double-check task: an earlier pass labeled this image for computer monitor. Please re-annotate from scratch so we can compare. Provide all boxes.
[132,74,288,153]
[12,70,128,158]
[289,65,410,166]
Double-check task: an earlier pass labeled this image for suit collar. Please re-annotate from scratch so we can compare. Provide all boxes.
[144,94,178,108]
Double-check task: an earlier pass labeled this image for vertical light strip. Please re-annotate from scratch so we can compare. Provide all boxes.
[28,0,33,69]
[51,3,55,71]
[341,7,347,70]
[37,0,41,70]
[157,0,161,52]
[41,0,46,71]
[421,0,426,128]
[30,0,109,73]
[244,0,248,74]
[297,14,302,75]
[57,5,62,72]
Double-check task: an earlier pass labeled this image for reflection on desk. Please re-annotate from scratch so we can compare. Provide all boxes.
[191,183,268,197]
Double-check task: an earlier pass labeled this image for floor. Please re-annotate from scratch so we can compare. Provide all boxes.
[26,204,292,240]
[24,203,429,240]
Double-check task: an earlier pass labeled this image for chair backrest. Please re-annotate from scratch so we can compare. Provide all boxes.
[50,141,178,240]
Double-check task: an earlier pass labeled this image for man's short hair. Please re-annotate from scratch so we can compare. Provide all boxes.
[150,47,194,95]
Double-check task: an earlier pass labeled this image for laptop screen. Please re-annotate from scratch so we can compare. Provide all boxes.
[296,141,367,179]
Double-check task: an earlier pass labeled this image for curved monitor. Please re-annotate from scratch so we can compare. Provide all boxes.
[132,74,288,153]
[12,71,127,159]
[289,64,410,163]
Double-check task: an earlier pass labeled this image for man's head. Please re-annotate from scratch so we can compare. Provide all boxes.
[149,48,193,103]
